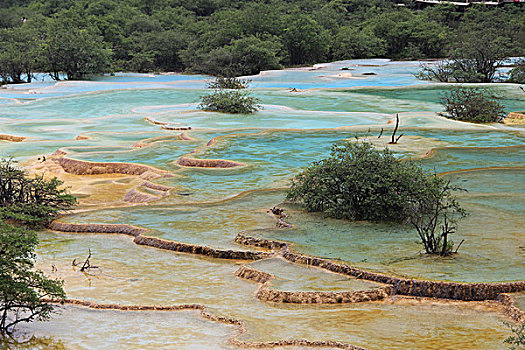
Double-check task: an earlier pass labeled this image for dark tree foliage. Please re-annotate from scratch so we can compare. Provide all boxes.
[39,23,111,80]
[448,31,511,83]
[0,0,523,78]
[282,13,329,65]
[440,87,506,123]
[415,61,455,82]
[508,60,525,84]
[0,159,77,227]
[0,223,66,334]
[0,159,74,334]
[0,27,36,84]
[287,142,465,255]
[416,29,513,83]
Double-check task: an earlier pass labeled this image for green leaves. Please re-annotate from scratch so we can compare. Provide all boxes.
[282,13,329,65]
[440,87,506,123]
[199,90,260,114]
[289,142,420,222]
[38,22,111,80]
[1,0,524,78]
[0,223,66,333]
[0,159,77,227]
[0,159,71,333]
[286,141,466,255]
[504,322,525,350]
[198,77,260,114]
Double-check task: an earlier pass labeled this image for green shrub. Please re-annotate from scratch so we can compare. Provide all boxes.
[199,78,261,114]
[508,60,525,84]
[415,61,455,82]
[287,142,465,255]
[206,77,250,90]
[440,87,506,123]
[199,90,260,114]
[0,158,77,227]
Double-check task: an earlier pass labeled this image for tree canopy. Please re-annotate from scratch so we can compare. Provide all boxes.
[0,1,524,81]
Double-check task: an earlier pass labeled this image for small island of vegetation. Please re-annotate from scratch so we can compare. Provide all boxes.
[199,77,260,114]
[287,142,466,256]
[440,87,507,123]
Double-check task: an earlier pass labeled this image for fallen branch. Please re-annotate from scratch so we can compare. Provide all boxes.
[80,248,92,272]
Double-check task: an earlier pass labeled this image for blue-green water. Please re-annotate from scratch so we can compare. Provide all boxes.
[1,59,523,349]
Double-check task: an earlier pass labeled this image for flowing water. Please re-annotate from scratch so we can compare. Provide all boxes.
[1,59,523,349]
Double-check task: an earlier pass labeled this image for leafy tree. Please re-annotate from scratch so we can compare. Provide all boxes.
[406,178,465,256]
[332,26,385,60]
[440,87,506,123]
[281,13,329,65]
[366,9,448,59]
[143,30,189,71]
[0,159,74,334]
[38,21,111,80]
[508,60,525,84]
[504,322,525,350]
[206,77,249,89]
[0,0,524,80]
[225,35,282,76]
[447,30,511,83]
[287,142,465,255]
[0,26,37,84]
[0,222,65,334]
[415,61,455,82]
[124,50,156,73]
[237,2,282,37]
[184,35,281,77]
[0,159,77,227]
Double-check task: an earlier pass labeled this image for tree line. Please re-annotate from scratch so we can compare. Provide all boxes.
[0,0,524,82]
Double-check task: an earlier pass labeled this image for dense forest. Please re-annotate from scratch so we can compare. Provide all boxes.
[0,0,524,82]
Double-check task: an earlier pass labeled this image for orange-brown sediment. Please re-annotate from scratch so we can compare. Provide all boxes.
[235,233,525,302]
[176,156,243,168]
[236,266,391,304]
[48,221,147,237]
[56,156,171,176]
[0,134,25,142]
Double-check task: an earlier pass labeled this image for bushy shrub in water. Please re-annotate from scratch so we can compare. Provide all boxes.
[440,87,506,123]
[286,142,465,255]
[206,77,250,89]
[199,77,260,114]
[199,90,260,114]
